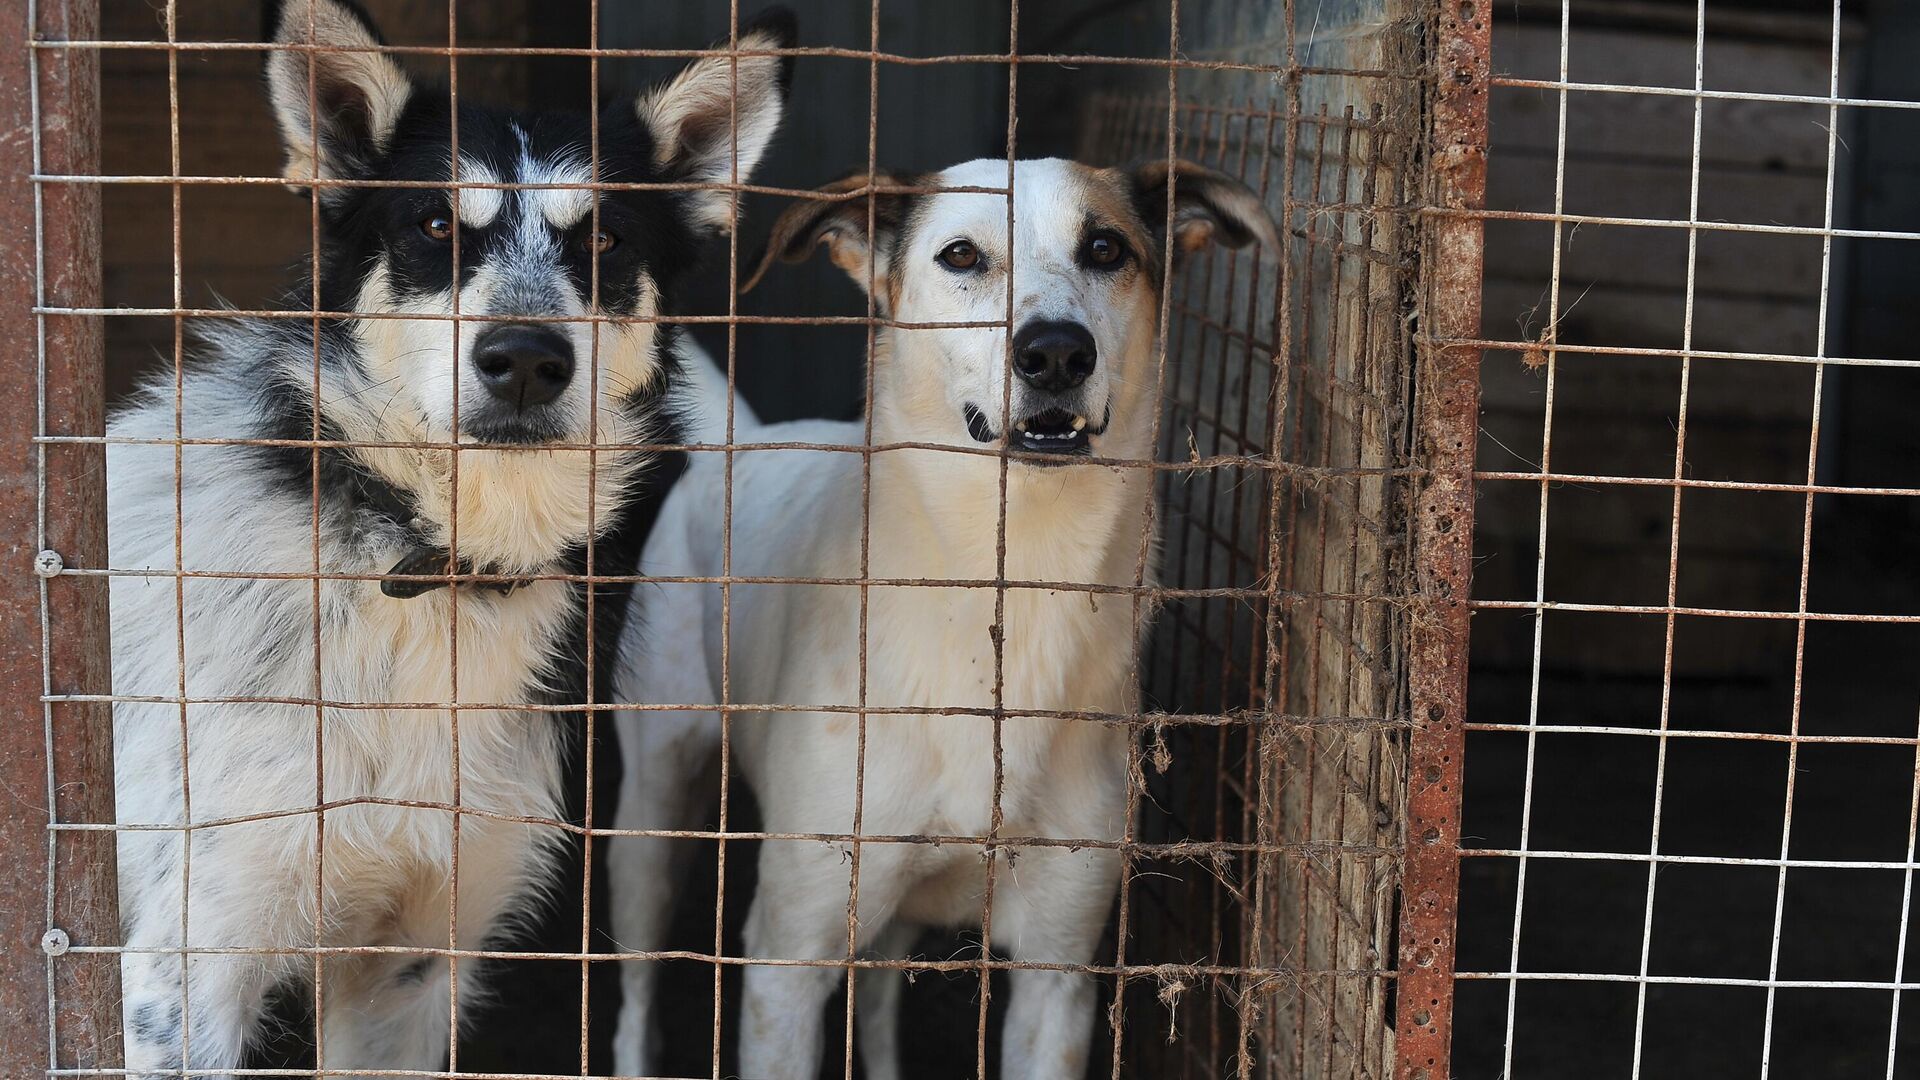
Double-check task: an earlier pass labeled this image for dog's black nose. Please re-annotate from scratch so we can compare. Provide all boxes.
[1012,320,1097,394]
[473,324,574,410]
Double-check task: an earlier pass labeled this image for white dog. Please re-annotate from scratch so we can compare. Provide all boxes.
[608,158,1277,1078]
[107,0,792,1072]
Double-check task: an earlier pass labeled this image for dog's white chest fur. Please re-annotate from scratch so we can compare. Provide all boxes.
[107,434,570,941]
[650,428,1144,858]
[613,409,1149,1076]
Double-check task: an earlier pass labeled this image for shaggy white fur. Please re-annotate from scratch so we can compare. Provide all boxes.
[111,0,791,1072]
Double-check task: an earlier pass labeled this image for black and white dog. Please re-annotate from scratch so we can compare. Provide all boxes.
[108,0,791,1072]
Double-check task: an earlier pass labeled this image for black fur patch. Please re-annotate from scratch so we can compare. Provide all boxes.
[127,999,183,1047]
[311,97,701,318]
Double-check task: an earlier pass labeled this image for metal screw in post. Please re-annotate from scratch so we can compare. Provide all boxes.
[40,928,70,956]
[33,549,63,578]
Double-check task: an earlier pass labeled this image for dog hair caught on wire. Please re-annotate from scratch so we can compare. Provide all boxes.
[107,0,792,1072]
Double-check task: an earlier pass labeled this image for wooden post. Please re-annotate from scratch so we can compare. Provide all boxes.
[0,0,122,1073]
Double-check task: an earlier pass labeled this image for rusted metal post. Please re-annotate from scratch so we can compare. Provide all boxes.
[1395,0,1489,1076]
[0,0,120,1073]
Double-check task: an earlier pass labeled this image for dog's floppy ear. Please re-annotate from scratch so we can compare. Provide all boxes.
[264,0,414,194]
[636,8,797,235]
[742,170,918,299]
[1129,159,1281,262]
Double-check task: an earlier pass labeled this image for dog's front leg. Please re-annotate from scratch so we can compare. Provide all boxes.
[852,917,921,1080]
[608,701,721,1076]
[316,950,462,1077]
[738,839,912,1080]
[993,846,1123,1080]
[315,866,501,1078]
[118,828,294,1076]
[120,950,277,1077]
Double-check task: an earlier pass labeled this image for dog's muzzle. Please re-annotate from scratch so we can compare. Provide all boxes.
[474,324,575,411]
[1013,320,1096,395]
[960,319,1105,461]
[962,400,1109,462]
[462,323,577,445]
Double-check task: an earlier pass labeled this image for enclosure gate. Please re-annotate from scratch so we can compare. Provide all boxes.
[2,0,1486,1077]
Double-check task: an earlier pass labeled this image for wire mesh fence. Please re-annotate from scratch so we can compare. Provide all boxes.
[1459,0,1920,1076]
[1085,81,1426,1076]
[11,1,1480,1077]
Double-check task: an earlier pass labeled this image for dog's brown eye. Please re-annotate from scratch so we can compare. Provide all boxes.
[1084,231,1126,267]
[584,229,618,255]
[938,240,979,271]
[420,216,454,241]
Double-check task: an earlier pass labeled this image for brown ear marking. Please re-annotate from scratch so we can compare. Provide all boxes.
[1129,158,1283,259]
[740,169,920,294]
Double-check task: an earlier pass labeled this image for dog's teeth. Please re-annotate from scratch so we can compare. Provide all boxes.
[1016,421,1029,433]
[1071,416,1087,432]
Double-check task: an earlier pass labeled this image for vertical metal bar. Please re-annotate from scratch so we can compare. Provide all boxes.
[1500,3,1569,1068]
[163,0,190,1068]
[1886,705,1920,1080]
[713,2,746,1069]
[1273,83,1303,1080]
[580,1,605,1070]
[1312,105,1357,1079]
[1394,0,1489,1073]
[1253,6,1304,1066]
[1203,94,1264,1078]
[3,0,119,1071]
[1759,0,1846,1072]
[842,4,881,1075]
[299,0,332,1063]
[1216,95,1281,1078]
[1630,4,1708,1073]
[442,3,467,1069]
[978,2,1022,1069]
[1289,103,1332,1080]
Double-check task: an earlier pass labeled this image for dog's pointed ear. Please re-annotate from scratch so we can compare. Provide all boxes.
[636,8,797,235]
[264,0,414,195]
[1129,159,1281,263]
[742,170,917,299]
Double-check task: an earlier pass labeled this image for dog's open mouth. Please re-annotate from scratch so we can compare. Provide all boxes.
[962,404,1102,459]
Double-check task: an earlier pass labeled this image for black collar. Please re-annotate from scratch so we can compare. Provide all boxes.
[347,468,530,600]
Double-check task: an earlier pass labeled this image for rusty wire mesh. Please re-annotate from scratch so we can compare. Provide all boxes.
[18,1,1471,1077]
[1456,0,1920,1076]
[1082,80,1426,1077]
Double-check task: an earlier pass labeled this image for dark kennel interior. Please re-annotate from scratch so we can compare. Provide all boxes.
[85,0,1435,1077]
[1463,0,1920,1076]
